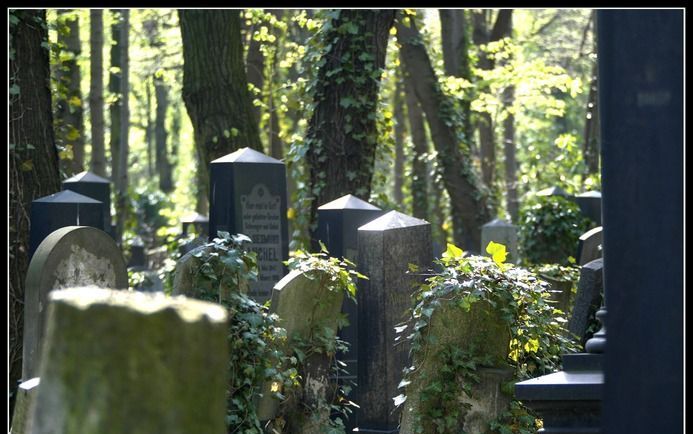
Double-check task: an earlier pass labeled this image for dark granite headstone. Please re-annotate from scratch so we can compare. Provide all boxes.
[568,258,603,345]
[208,147,289,303]
[29,190,104,259]
[181,212,209,237]
[575,190,602,226]
[315,194,384,429]
[356,211,432,433]
[127,237,147,269]
[61,171,112,234]
[577,226,602,266]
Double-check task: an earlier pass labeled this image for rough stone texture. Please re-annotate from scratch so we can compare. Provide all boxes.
[23,226,127,380]
[356,211,432,432]
[481,218,519,264]
[10,377,40,434]
[30,287,228,434]
[568,259,604,344]
[577,226,603,266]
[399,301,512,434]
[256,269,345,432]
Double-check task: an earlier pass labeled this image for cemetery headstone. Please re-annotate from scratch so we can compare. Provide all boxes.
[257,269,345,431]
[61,170,112,234]
[481,218,519,264]
[577,226,603,266]
[29,287,228,434]
[536,185,572,199]
[127,236,147,269]
[181,211,209,237]
[208,147,288,303]
[22,226,127,380]
[10,377,39,434]
[575,190,602,226]
[356,210,432,432]
[315,193,384,427]
[172,244,249,300]
[29,190,104,259]
[568,258,604,345]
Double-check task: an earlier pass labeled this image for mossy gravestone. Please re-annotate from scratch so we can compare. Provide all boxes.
[23,226,128,380]
[172,244,249,300]
[29,287,228,434]
[10,377,39,434]
[256,269,345,433]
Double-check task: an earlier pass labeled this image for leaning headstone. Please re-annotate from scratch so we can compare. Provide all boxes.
[356,211,432,432]
[29,287,228,434]
[481,218,519,264]
[568,258,604,345]
[29,190,104,258]
[22,226,128,380]
[208,147,289,303]
[315,193,384,426]
[61,170,112,235]
[10,377,39,434]
[257,269,345,431]
[577,226,603,266]
[575,190,602,226]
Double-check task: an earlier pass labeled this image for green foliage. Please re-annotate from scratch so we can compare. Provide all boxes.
[518,195,591,266]
[397,243,578,433]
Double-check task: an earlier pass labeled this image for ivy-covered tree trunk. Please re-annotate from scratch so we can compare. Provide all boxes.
[109,9,122,183]
[89,9,106,177]
[305,10,395,247]
[9,9,61,418]
[179,9,262,215]
[397,14,493,251]
[114,9,130,245]
[54,9,85,176]
[393,76,405,207]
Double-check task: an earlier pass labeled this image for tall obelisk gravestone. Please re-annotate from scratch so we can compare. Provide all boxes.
[356,211,432,433]
[208,147,289,303]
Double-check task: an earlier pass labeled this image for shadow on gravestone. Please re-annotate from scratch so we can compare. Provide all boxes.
[28,287,228,434]
[355,211,432,433]
[22,226,128,381]
[61,171,113,236]
[568,258,604,347]
[257,269,346,433]
[577,226,603,266]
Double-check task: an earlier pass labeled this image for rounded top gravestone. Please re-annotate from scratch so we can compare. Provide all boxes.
[22,226,128,380]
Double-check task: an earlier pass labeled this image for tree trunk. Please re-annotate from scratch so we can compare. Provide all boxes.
[114,9,129,245]
[9,9,62,418]
[108,10,122,183]
[503,85,518,222]
[393,76,405,207]
[397,15,492,251]
[55,10,84,175]
[582,10,599,177]
[305,10,396,248]
[89,9,106,177]
[155,78,173,192]
[179,9,263,214]
[245,10,264,125]
[144,76,153,177]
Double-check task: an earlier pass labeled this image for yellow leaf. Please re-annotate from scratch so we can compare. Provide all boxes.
[486,241,507,265]
[68,95,81,107]
[442,243,464,260]
[20,159,33,171]
[524,338,540,353]
[287,207,296,220]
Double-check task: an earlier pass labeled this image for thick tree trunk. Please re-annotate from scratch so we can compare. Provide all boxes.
[305,10,396,248]
[55,10,84,175]
[114,9,129,245]
[245,10,264,125]
[155,78,173,192]
[179,9,262,214]
[503,85,518,222]
[9,9,62,418]
[393,77,405,207]
[108,10,122,183]
[397,16,492,251]
[89,9,106,177]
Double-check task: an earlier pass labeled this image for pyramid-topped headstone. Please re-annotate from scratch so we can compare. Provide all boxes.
[62,171,112,235]
[208,147,288,304]
[356,211,432,432]
[30,190,104,258]
[481,218,519,264]
[318,194,382,211]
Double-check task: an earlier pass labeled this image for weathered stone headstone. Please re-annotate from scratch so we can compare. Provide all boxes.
[181,211,209,237]
[356,211,432,432]
[315,193,384,427]
[10,377,39,434]
[257,269,345,431]
[61,170,112,235]
[568,258,604,345]
[481,218,519,264]
[29,287,228,434]
[29,190,104,259]
[22,226,128,380]
[208,147,288,303]
[575,190,602,226]
[577,226,603,266]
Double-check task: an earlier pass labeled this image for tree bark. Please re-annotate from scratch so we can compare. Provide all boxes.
[393,76,405,207]
[89,9,106,177]
[305,10,396,248]
[155,77,173,192]
[245,10,264,125]
[397,15,493,251]
[503,85,518,222]
[145,76,154,177]
[9,9,62,418]
[179,9,262,215]
[108,10,122,183]
[114,9,129,245]
[55,10,84,175]
[582,10,599,177]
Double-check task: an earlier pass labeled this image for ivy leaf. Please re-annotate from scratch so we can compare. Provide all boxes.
[392,393,407,408]
[486,241,508,266]
[442,243,464,260]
